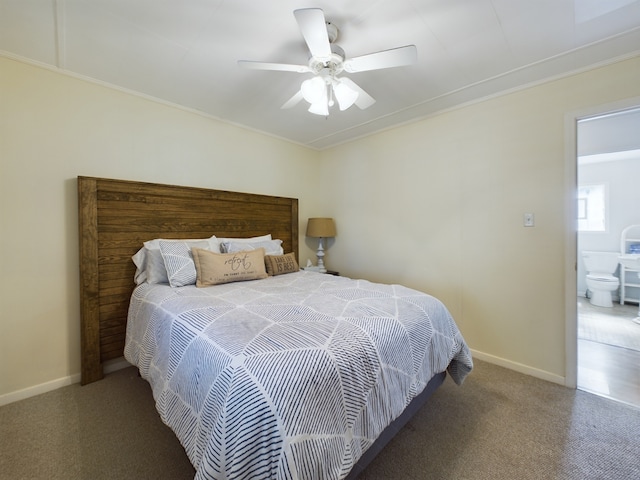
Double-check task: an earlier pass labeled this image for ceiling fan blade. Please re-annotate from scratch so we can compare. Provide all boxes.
[281,90,304,109]
[293,8,332,61]
[343,45,417,73]
[339,78,376,109]
[238,61,311,73]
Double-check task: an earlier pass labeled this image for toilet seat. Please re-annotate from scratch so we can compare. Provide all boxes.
[586,273,618,283]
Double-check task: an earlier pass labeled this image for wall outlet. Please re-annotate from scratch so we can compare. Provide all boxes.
[524,213,535,227]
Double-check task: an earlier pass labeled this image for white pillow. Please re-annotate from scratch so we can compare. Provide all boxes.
[139,249,167,284]
[132,248,149,284]
[222,239,284,256]
[132,235,219,284]
[142,235,220,251]
[217,234,271,244]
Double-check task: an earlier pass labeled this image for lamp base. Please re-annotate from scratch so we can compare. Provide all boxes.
[316,238,327,273]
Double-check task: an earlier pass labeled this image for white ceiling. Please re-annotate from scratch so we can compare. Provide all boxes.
[578,107,640,163]
[2,0,640,150]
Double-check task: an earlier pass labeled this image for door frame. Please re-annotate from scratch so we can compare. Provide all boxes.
[564,95,640,388]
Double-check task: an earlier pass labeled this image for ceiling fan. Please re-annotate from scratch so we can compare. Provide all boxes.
[238,8,417,116]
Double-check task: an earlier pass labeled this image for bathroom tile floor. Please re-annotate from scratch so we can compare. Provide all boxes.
[577,298,640,408]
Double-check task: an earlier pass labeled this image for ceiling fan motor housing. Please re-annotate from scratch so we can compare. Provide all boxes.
[309,44,346,74]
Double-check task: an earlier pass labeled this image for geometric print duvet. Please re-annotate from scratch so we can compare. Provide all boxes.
[124,271,473,480]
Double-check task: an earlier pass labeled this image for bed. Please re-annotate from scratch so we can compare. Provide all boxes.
[77,176,473,480]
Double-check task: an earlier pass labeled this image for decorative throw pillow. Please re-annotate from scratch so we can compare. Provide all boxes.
[264,253,299,276]
[132,236,218,285]
[221,239,284,256]
[192,247,268,287]
[158,240,203,287]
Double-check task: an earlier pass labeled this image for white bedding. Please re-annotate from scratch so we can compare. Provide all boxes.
[124,270,472,480]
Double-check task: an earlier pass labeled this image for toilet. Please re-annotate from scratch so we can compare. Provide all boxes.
[581,251,620,307]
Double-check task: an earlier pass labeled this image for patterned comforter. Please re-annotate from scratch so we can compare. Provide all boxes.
[124,271,472,480]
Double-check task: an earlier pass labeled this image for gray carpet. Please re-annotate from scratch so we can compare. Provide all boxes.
[1,360,639,480]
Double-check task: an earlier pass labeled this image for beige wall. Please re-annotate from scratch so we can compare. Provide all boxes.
[2,53,640,404]
[0,57,320,402]
[319,56,640,382]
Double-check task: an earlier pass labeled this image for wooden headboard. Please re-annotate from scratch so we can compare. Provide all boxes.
[78,176,299,385]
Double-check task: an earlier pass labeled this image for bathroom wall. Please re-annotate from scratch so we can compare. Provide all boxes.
[577,153,640,298]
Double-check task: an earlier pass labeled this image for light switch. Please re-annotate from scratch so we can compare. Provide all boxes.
[524,213,535,227]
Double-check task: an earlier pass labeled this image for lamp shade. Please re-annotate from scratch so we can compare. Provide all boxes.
[306,218,336,238]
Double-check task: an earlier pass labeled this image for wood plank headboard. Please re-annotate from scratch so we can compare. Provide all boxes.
[78,176,299,385]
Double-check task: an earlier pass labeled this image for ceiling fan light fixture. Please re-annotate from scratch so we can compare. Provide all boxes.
[301,76,326,104]
[308,100,329,116]
[333,80,359,111]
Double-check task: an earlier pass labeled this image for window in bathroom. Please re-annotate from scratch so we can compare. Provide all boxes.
[577,183,607,232]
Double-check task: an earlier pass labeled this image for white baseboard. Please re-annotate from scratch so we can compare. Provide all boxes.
[471,349,566,386]
[0,357,132,408]
[0,373,81,407]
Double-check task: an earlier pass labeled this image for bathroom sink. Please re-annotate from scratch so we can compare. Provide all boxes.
[619,254,640,271]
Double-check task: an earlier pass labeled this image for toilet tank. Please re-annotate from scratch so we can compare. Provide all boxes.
[581,251,620,274]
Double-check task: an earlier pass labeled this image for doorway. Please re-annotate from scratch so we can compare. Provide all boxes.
[575,107,640,407]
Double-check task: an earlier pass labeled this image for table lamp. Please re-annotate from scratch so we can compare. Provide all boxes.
[306,217,336,273]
